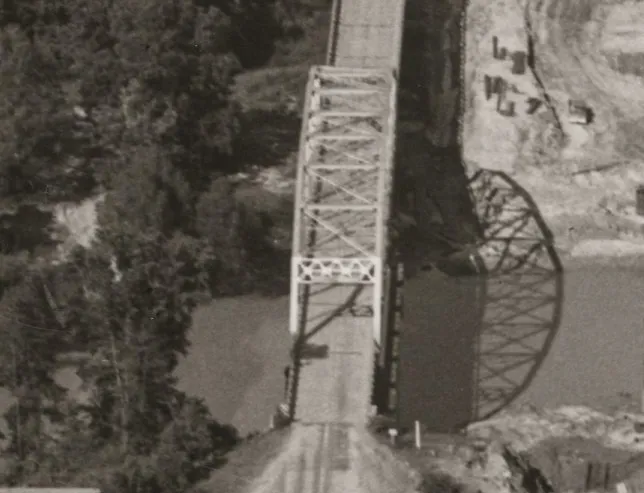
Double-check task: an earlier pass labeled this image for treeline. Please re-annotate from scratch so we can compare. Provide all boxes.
[0,0,306,489]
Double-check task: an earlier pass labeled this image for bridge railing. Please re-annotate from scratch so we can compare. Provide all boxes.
[326,0,342,64]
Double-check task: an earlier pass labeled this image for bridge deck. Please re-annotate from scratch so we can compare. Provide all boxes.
[294,286,374,425]
[290,0,405,428]
[265,0,406,490]
[333,1,405,67]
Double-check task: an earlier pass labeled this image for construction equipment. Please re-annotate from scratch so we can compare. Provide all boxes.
[568,99,592,125]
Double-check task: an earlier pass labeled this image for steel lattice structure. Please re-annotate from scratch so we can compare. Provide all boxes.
[282,0,405,431]
[289,66,398,345]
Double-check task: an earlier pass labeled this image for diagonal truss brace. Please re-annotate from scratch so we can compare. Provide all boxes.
[302,210,374,257]
[306,169,375,205]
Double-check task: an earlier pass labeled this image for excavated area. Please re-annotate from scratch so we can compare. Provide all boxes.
[464,0,644,261]
[367,406,644,493]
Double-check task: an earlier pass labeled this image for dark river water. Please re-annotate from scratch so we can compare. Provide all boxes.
[178,262,644,434]
[399,263,644,432]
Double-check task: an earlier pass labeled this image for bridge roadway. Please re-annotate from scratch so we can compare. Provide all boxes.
[249,1,408,492]
[290,0,404,426]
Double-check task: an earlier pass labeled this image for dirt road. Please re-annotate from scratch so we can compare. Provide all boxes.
[246,424,417,493]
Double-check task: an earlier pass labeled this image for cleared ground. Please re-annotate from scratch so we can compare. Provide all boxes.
[465,0,644,252]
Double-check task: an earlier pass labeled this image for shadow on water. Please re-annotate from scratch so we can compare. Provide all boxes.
[398,171,565,432]
[471,170,564,421]
[392,0,564,432]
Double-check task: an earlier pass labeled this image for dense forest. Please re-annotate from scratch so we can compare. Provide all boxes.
[0,0,324,489]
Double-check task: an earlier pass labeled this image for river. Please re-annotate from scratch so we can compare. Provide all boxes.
[179,261,644,434]
[0,296,292,440]
[399,262,644,432]
[0,262,642,440]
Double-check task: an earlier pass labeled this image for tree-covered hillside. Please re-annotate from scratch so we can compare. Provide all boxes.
[0,0,329,489]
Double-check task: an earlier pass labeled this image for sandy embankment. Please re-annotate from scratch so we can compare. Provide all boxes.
[464,0,644,262]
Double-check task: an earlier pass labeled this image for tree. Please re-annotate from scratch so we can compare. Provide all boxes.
[208,0,291,68]
[0,274,69,477]
[54,231,214,453]
[96,145,195,237]
[0,251,31,296]
[0,233,232,489]
[0,26,87,205]
[195,177,292,295]
[118,393,238,493]
[0,0,307,485]
[6,392,239,492]
[107,0,242,185]
[195,176,245,289]
[0,0,248,209]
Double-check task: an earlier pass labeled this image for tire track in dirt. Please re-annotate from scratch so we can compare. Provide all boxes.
[528,0,644,163]
[530,0,616,161]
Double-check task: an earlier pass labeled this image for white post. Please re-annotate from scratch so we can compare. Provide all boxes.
[388,428,398,446]
[470,253,480,275]
[414,420,421,449]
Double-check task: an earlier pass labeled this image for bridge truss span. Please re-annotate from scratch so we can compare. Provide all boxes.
[290,66,398,346]
[251,0,406,490]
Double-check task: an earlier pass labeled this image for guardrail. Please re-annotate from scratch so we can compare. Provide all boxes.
[326,0,342,64]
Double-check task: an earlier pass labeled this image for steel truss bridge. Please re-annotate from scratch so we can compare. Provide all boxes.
[252,1,411,492]
[286,0,405,427]
[248,1,566,492]
[250,0,405,493]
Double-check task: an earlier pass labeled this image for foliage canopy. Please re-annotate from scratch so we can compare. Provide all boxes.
[0,0,304,489]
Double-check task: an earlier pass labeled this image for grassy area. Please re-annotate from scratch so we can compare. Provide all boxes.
[232,10,330,113]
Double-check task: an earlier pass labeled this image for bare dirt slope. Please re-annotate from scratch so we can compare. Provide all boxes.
[246,424,420,493]
[464,0,644,259]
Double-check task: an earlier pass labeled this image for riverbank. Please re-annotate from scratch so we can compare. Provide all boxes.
[464,0,644,257]
[377,404,644,493]
[560,239,644,269]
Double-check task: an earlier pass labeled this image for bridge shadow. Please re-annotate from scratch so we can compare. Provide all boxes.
[395,168,564,433]
[467,169,564,422]
[390,0,563,433]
